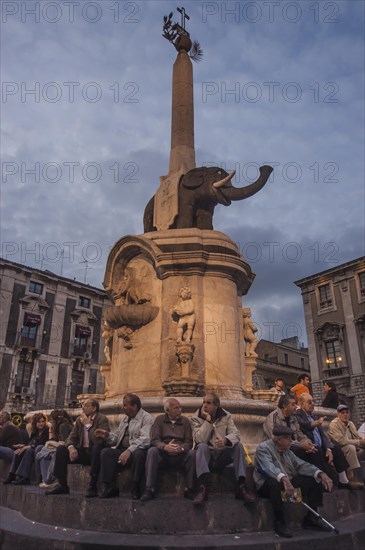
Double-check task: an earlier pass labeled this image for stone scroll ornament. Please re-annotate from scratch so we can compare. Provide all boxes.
[242,307,259,358]
[105,266,159,349]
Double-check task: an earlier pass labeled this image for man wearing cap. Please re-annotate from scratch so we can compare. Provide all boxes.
[254,425,333,538]
[328,405,365,486]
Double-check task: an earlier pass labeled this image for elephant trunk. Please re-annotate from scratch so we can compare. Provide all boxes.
[221,165,273,201]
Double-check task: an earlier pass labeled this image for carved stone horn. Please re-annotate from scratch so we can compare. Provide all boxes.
[212,171,236,189]
[221,165,273,201]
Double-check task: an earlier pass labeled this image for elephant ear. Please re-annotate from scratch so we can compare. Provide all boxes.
[181,167,206,189]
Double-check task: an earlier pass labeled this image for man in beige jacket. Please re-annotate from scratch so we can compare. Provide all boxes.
[328,404,365,485]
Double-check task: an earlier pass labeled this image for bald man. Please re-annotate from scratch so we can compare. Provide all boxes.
[140,398,194,501]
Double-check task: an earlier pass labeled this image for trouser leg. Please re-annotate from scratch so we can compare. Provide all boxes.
[258,478,285,522]
[100,448,121,485]
[0,446,14,463]
[144,447,162,489]
[9,452,22,474]
[231,443,247,479]
[342,444,361,470]
[332,444,349,474]
[89,442,106,481]
[53,445,70,486]
[129,448,147,484]
[16,447,35,479]
[183,449,195,490]
[195,443,212,479]
[37,454,52,482]
[292,474,323,510]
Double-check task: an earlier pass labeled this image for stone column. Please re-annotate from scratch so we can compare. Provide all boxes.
[169,44,196,174]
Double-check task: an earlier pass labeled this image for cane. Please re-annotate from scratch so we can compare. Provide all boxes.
[301,501,340,534]
[281,488,340,535]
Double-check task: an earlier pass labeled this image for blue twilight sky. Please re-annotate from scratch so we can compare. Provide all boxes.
[1,0,364,344]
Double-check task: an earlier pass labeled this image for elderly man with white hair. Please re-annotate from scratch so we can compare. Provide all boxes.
[140,398,194,501]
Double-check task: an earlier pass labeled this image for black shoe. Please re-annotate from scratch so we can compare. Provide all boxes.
[140,488,154,502]
[275,521,293,538]
[45,484,70,496]
[85,487,98,498]
[193,485,207,505]
[11,477,29,485]
[3,474,16,484]
[184,488,194,500]
[99,487,119,499]
[303,515,332,531]
[131,484,140,500]
[235,483,256,503]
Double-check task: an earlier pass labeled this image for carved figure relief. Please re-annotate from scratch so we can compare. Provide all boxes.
[101,321,113,364]
[171,286,196,343]
[242,307,259,358]
[105,261,159,349]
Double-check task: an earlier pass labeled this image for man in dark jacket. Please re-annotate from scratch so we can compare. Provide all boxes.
[140,398,194,501]
[46,398,109,495]
[0,411,21,463]
[296,393,355,488]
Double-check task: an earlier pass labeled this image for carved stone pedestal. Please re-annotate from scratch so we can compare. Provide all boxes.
[162,379,205,396]
[102,229,255,400]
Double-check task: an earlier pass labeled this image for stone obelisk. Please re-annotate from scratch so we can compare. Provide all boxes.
[169,35,196,174]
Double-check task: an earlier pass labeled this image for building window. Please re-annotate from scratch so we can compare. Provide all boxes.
[319,284,332,309]
[14,351,35,393]
[73,325,91,356]
[20,313,41,347]
[70,366,85,400]
[359,272,365,297]
[325,340,342,368]
[29,281,43,294]
[264,353,269,361]
[79,296,91,309]
[301,357,305,369]
[284,353,288,365]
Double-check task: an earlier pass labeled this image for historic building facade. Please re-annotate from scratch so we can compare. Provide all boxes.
[254,336,310,391]
[295,257,365,425]
[0,258,111,414]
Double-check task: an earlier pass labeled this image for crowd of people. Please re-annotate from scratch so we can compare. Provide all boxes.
[0,378,364,539]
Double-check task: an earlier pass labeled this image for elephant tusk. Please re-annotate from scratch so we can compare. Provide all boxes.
[212,170,236,188]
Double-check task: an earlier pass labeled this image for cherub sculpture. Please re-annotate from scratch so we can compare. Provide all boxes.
[171,286,196,344]
[242,307,259,357]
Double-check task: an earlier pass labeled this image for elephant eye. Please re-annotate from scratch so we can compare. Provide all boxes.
[218,171,222,175]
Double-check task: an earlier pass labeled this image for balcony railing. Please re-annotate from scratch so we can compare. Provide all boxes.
[323,365,349,379]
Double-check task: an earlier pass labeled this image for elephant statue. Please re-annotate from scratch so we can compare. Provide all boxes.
[143,165,273,232]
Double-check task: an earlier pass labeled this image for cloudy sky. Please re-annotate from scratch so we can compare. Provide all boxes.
[1,0,364,345]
